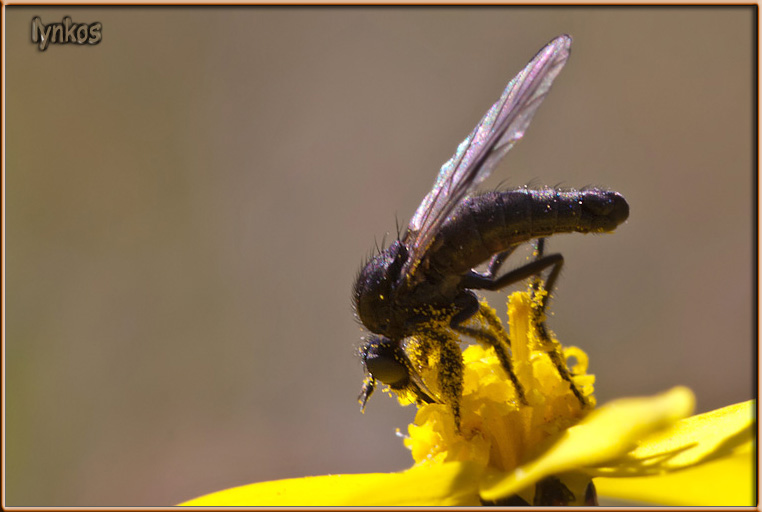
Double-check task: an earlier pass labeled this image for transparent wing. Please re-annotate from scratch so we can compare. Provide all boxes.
[400,35,572,282]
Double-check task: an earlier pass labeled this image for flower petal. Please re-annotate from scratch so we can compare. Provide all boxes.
[594,443,755,505]
[479,387,695,501]
[592,399,756,476]
[593,400,756,505]
[180,461,483,506]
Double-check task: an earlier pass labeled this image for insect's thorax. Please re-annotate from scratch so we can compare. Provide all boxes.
[354,240,465,339]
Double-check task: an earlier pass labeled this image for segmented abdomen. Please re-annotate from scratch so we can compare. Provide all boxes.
[426,187,629,276]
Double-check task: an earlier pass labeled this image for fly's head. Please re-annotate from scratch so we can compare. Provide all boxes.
[357,334,411,410]
[358,333,439,411]
[353,240,408,338]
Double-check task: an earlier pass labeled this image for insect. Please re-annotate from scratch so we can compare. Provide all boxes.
[353,35,629,423]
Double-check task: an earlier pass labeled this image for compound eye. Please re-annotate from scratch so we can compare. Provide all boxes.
[361,336,409,387]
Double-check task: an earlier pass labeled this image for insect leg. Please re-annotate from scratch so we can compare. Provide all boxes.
[531,238,561,299]
[479,247,519,279]
[462,252,564,292]
[403,335,442,406]
[476,302,530,405]
[425,329,464,429]
[463,241,587,407]
[529,239,588,407]
[358,374,376,411]
[451,292,527,404]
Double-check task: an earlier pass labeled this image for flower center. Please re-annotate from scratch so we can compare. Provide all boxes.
[403,290,595,474]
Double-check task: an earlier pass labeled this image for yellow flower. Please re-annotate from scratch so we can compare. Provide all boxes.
[180,291,756,506]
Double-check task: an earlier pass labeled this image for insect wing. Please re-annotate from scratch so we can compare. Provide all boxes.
[401,35,572,282]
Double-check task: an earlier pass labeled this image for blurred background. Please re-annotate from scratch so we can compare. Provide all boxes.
[5,7,755,506]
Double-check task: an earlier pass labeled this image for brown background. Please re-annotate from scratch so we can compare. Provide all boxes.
[6,7,755,506]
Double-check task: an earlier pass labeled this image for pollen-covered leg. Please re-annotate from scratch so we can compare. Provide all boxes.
[358,375,376,411]
[427,329,464,429]
[468,305,528,405]
[479,304,525,400]
[531,305,588,407]
[530,239,588,408]
[451,292,528,405]
[460,323,527,406]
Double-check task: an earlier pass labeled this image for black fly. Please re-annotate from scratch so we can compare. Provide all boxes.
[353,35,628,424]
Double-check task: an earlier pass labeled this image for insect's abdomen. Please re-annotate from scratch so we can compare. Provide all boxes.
[428,188,629,275]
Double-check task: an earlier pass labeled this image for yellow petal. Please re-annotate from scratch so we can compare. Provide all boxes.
[592,399,756,476]
[479,387,695,501]
[595,442,756,505]
[593,400,756,505]
[180,461,483,506]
